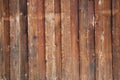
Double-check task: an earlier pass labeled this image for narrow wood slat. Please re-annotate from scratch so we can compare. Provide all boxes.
[95,0,113,80]
[54,0,62,80]
[70,0,80,80]
[79,0,95,80]
[37,0,46,80]
[27,0,38,79]
[61,0,80,80]
[112,0,120,80]
[3,0,10,79]
[45,0,56,79]
[61,0,71,79]
[9,0,28,79]
[0,0,5,79]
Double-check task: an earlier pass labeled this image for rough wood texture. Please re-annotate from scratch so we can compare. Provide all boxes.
[61,0,71,79]
[3,0,10,79]
[27,0,38,80]
[112,0,120,80]
[0,0,5,79]
[54,0,62,80]
[45,0,57,80]
[9,0,28,80]
[70,0,80,80]
[79,0,95,80]
[0,1,120,80]
[61,0,80,80]
[95,0,113,80]
[37,0,46,80]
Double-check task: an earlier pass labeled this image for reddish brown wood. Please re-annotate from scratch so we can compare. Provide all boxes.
[3,0,10,79]
[70,0,80,80]
[27,0,38,79]
[54,0,62,80]
[112,0,120,80]
[61,0,80,80]
[45,0,57,79]
[79,0,95,80]
[95,0,113,80]
[37,0,46,80]
[9,0,28,80]
[0,0,5,79]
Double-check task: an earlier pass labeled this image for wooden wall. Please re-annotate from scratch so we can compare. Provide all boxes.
[0,0,120,80]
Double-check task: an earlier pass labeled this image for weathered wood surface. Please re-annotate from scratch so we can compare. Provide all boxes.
[79,0,95,80]
[27,0,38,80]
[9,0,28,80]
[0,0,5,79]
[112,0,120,80]
[0,0,120,80]
[61,0,79,80]
[45,0,56,80]
[95,0,112,80]
[37,0,46,80]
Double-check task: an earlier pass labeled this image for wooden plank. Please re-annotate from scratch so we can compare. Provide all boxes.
[61,0,80,80]
[3,0,10,79]
[79,0,95,80]
[0,0,5,79]
[61,0,71,79]
[95,0,113,80]
[45,0,56,79]
[54,0,62,80]
[70,0,80,80]
[9,0,28,79]
[27,0,38,79]
[112,0,120,80]
[37,0,46,80]
[19,0,28,79]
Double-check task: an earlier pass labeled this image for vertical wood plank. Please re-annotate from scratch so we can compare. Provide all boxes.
[9,0,28,79]
[9,0,20,79]
[54,0,62,80]
[61,0,80,80]
[27,0,38,79]
[45,0,56,79]
[61,0,71,79]
[3,0,10,79]
[0,0,5,79]
[19,0,28,79]
[112,0,120,80]
[37,0,46,80]
[95,0,113,80]
[79,0,95,80]
[70,0,80,80]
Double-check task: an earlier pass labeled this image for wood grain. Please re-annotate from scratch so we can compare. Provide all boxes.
[9,0,28,80]
[0,0,5,79]
[112,0,120,80]
[45,0,56,80]
[61,0,80,80]
[3,0,10,79]
[27,0,38,79]
[79,0,95,80]
[95,0,113,80]
[54,0,62,80]
[37,0,46,80]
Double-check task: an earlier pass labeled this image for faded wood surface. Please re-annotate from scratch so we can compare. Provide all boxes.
[9,0,28,80]
[0,0,120,80]
[112,0,120,80]
[37,0,46,80]
[27,0,38,80]
[79,0,95,80]
[95,0,112,80]
[45,0,56,80]
[0,0,4,79]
